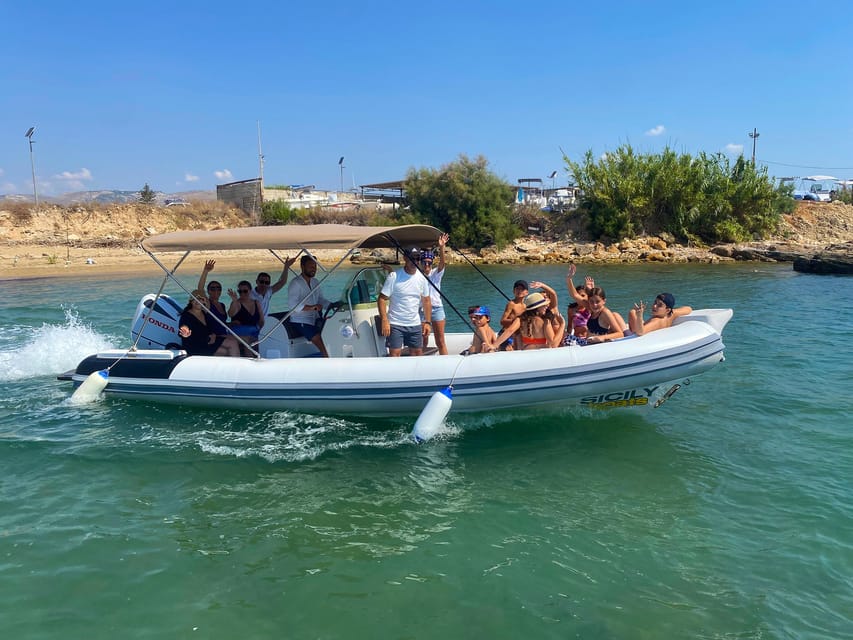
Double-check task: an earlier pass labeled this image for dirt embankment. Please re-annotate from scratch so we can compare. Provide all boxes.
[1,200,852,278]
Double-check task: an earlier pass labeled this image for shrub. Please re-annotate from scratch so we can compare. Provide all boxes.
[565,145,793,244]
[405,154,518,248]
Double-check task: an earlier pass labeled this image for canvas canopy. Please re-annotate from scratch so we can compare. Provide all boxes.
[141,224,443,253]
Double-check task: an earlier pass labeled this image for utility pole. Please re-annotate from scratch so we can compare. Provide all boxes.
[25,127,38,208]
[257,121,265,185]
[338,156,345,194]
[256,121,265,225]
[749,128,760,166]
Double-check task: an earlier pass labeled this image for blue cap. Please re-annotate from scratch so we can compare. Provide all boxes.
[420,250,435,261]
[657,293,676,309]
[470,306,490,317]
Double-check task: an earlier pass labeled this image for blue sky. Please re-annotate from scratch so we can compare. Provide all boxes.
[2,0,851,197]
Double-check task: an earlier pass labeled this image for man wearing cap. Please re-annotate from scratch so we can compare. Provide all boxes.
[628,292,692,336]
[378,248,432,356]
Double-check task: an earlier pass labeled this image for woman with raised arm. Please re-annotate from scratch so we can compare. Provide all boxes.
[196,259,228,333]
[420,233,450,354]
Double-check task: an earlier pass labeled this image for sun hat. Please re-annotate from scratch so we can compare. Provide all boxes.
[524,292,548,311]
[513,279,529,291]
[657,293,676,309]
[470,305,490,317]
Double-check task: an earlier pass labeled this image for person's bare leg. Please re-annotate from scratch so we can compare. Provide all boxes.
[311,335,328,357]
[433,320,447,355]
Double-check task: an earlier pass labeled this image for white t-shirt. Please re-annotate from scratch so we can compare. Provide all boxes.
[427,267,444,310]
[288,276,330,325]
[381,268,430,326]
[251,288,273,317]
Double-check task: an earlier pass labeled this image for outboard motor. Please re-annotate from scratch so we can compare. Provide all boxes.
[130,294,183,349]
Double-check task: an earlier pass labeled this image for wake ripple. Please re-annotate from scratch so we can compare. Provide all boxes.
[0,307,115,382]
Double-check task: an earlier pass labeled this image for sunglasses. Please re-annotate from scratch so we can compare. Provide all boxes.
[238,288,250,293]
[421,260,433,265]
[208,285,221,290]
[257,280,271,285]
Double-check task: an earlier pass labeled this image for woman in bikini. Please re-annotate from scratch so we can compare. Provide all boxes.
[489,292,554,351]
[585,287,627,344]
[530,280,564,347]
[227,280,264,355]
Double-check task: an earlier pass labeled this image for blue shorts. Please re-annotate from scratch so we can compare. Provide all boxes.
[422,306,446,322]
[387,324,423,350]
[292,322,321,340]
[231,324,259,338]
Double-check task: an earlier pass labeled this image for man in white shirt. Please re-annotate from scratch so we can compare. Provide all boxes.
[378,248,432,357]
[287,255,330,357]
[252,255,297,316]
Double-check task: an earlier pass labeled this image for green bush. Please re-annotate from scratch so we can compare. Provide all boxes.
[405,154,518,249]
[565,145,794,243]
[261,200,302,225]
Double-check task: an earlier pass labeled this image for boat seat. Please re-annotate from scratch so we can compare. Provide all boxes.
[268,311,309,341]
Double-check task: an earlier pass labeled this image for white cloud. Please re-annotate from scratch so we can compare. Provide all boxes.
[214,169,233,181]
[50,168,93,192]
[184,173,199,182]
[53,168,93,181]
[724,143,744,154]
[0,168,5,177]
[645,125,666,136]
[1,182,16,193]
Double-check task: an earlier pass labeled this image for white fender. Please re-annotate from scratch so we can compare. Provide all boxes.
[411,386,453,443]
[70,369,109,403]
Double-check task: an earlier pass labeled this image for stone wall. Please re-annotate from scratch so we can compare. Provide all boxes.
[216,179,262,221]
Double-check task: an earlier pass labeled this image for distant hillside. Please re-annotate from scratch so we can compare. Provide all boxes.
[0,189,216,205]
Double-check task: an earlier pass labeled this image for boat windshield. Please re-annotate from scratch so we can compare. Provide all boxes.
[344,267,387,306]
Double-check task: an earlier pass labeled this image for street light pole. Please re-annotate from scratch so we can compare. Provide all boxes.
[338,156,345,194]
[24,127,38,208]
[749,128,760,166]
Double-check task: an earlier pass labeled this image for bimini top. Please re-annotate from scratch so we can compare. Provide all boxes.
[141,224,443,252]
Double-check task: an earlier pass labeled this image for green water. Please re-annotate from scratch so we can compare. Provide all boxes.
[1,263,852,639]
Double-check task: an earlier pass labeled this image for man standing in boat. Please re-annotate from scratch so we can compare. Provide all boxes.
[252,256,297,316]
[287,255,331,357]
[378,248,432,357]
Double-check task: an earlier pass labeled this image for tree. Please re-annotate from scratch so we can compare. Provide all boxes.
[139,183,156,204]
[405,154,518,249]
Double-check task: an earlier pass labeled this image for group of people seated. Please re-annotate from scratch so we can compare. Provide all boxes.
[177,236,691,360]
[464,264,692,354]
[179,255,332,357]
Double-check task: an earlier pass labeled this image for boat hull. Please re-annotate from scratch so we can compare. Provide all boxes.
[65,311,730,416]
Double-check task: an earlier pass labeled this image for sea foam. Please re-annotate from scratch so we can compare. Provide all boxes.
[0,308,115,382]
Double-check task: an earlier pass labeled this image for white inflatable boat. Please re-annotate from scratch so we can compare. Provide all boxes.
[61,224,732,416]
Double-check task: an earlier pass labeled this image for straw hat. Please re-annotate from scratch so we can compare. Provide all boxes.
[524,292,548,310]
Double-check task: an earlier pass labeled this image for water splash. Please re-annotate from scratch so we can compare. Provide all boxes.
[0,307,115,382]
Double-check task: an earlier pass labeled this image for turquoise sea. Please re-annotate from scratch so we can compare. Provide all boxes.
[1,262,852,639]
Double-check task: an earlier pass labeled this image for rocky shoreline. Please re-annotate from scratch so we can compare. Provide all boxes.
[2,200,852,277]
